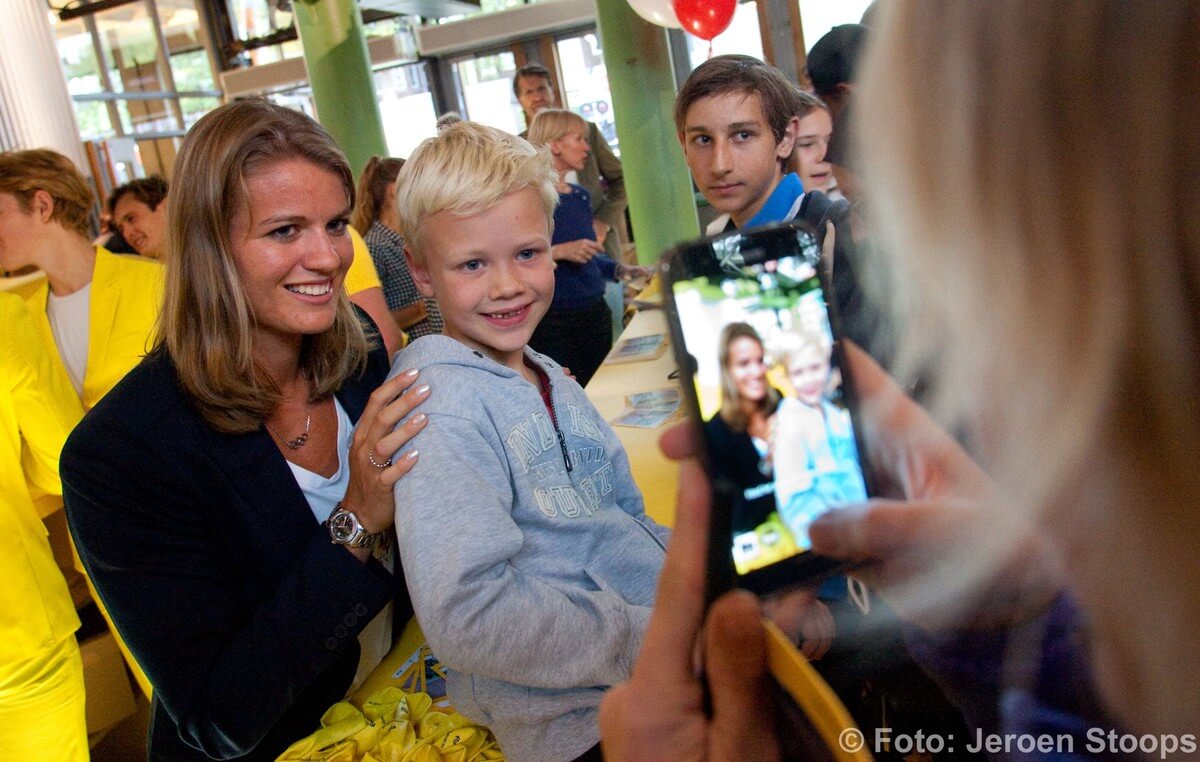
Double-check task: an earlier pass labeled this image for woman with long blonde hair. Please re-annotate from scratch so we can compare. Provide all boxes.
[526,109,649,385]
[63,100,431,760]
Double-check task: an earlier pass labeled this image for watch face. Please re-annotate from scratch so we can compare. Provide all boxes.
[329,510,359,542]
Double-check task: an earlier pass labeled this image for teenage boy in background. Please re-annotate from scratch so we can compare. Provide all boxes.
[675,54,808,235]
[674,54,883,365]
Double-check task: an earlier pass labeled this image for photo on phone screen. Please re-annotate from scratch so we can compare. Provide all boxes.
[662,223,871,594]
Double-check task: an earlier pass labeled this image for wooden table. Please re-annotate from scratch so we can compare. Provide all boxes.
[584,307,681,527]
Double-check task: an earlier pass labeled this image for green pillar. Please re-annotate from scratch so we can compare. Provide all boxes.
[293,0,387,177]
[595,0,700,265]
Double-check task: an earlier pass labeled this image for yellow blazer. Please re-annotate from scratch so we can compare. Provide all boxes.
[0,294,83,665]
[18,247,162,696]
[20,246,164,412]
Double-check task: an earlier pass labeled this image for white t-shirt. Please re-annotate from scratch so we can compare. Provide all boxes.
[46,283,92,397]
[287,399,393,692]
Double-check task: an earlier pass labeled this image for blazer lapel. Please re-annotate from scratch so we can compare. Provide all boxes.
[86,248,120,392]
[201,423,316,566]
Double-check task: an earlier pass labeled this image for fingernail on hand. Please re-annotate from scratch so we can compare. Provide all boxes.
[415,384,431,397]
[404,449,419,461]
[404,368,419,378]
[411,413,427,426]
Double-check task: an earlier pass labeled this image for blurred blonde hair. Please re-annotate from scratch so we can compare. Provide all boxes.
[395,121,558,261]
[861,0,1200,733]
[776,326,831,371]
[158,98,369,434]
[0,149,94,237]
[526,108,587,147]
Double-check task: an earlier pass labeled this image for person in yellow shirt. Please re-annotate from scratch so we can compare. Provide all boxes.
[0,149,164,413]
[0,149,165,700]
[345,225,406,356]
[0,293,87,761]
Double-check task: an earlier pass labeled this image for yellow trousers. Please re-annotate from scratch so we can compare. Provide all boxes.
[0,636,88,762]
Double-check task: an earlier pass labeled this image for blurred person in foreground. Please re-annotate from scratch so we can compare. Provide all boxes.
[601,0,1199,756]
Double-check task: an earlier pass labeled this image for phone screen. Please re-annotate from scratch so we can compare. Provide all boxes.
[662,223,871,595]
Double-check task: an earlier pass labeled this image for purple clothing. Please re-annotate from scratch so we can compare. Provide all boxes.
[551,184,616,310]
[903,593,1123,760]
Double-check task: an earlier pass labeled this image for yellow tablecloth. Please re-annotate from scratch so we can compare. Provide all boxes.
[584,308,681,527]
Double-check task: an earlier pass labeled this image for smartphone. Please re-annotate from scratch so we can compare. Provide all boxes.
[660,221,876,601]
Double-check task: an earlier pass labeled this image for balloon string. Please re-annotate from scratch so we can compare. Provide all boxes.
[708,39,713,58]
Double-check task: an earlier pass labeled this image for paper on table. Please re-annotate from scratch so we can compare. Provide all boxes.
[605,333,668,364]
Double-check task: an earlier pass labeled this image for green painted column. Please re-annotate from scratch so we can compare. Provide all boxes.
[594,0,700,265]
[293,0,387,178]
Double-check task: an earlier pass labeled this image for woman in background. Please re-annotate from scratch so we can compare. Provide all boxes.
[0,293,87,761]
[64,99,429,761]
[526,109,648,385]
[352,156,442,339]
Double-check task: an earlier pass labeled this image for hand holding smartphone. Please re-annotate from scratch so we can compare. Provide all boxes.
[660,221,876,603]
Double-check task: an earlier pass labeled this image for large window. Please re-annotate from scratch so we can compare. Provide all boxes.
[52,0,220,179]
[555,32,619,152]
[452,51,524,134]
[375,63,438,158]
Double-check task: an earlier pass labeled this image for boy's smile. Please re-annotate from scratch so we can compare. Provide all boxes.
[407,187,555,373]
[679,91,796,227]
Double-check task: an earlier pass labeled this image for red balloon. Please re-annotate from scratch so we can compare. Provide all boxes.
[673,0,735,40]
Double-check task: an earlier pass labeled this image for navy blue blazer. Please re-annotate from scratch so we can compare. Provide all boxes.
[63,335,411,761]
[704,412,777,534]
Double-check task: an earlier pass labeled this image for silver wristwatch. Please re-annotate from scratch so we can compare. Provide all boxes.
[325,504,385,549]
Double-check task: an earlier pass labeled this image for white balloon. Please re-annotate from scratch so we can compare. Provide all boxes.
[627,0,682,28]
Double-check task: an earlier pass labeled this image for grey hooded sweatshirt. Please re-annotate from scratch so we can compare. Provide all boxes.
[388,336,670,762]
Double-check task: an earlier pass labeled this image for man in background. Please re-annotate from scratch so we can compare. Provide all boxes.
[109,176,169,260]
[513,63,628,261]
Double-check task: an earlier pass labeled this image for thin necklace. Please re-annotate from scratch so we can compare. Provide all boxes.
[266,408,312,451]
